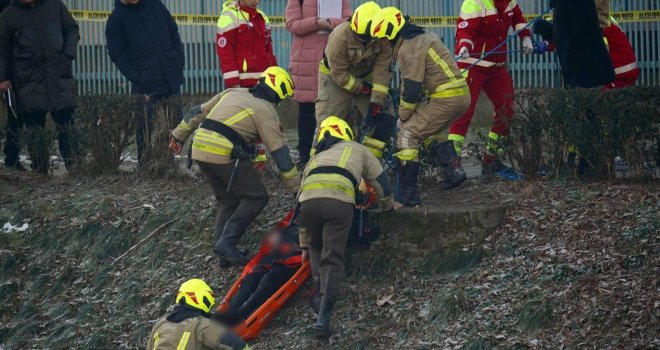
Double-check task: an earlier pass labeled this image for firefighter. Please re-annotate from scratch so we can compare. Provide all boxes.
[146,279,250,350]
[449,0,534,176]
[169,67,300,266]
[216,0,277,89]
[315,1,396,161]
[298,116,393,337]
[370,7,471,207]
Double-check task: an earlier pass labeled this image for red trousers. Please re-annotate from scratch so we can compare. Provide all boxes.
[449,66,514,137]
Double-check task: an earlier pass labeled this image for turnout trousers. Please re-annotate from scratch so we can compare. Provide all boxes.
[197,160,269,252]
[299,198,354,301]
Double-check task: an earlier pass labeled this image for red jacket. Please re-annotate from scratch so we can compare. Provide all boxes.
[455,0,531,69]
[603,22,639,86]
[216,0,278,88]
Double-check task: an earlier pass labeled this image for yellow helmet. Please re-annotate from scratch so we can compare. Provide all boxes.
[318,116,354,143]
[261,66,295,100]
[350,1,381,35]
[176,279,215,313]
[371,7,406,40]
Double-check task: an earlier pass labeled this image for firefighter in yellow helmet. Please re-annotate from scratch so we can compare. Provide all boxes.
[298,116,394,337]
[315,1,396,161]
[146,279,250,350]
[370,7,470,207]
[169,67,300,266]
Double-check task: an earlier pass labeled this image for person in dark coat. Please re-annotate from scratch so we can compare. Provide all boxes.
[105,0,185,164]
[550,0,615,88]
[0,0,80,173]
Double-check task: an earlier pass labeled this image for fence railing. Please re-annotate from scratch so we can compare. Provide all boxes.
[65,0,659,95]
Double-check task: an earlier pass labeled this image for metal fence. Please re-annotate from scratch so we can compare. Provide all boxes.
[65,0,659,95]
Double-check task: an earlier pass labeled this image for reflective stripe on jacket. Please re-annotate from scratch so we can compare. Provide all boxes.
[395,32,469,114]
[603,21,639,81]
[146,315,232,350]
[455,0,531,68]
[322,22,393,106]
[171,89,288,165]
[299,141,383,204]
[216,0,277,88]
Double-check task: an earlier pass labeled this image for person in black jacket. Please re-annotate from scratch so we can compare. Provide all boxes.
[0,0,80,173]
[105,0,185,164]
[549,0,614,88]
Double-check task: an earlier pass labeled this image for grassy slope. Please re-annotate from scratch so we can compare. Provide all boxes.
[0,170,657,349]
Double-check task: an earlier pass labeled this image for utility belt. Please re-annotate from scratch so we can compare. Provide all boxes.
[200,119,258,160]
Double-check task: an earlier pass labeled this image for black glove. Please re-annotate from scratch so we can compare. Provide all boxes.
[219,331,247,350]
[533,19,554,42]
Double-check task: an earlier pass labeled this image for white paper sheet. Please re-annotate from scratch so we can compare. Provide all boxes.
[318,0,342,34]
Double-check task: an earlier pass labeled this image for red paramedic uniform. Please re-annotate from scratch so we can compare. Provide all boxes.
[603,22,639,89]
[449,0,531,153]
[216,0,278,88]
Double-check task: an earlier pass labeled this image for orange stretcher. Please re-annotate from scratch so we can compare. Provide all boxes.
[217,208,311,341]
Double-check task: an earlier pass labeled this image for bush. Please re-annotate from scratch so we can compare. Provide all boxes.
[507,87,659,180]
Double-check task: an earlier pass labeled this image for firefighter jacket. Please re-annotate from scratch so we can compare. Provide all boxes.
[146,307,235,350]
[603,21,639,84]
[171,89,293,175]
[394,30,469,121]
[298,140,385,205]
[216,0,278,88]
[455,0,532,69]
[322,21,393,106]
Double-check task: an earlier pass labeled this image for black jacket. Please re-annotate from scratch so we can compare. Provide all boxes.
[0,0,79,114]
[552,0,614,88]
[105,0,184,95]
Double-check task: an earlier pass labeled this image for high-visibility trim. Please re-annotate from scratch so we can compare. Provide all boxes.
[457,57,505,68]
[514,22,527,31]
[488,131,501,141]
[567,145,578,153]
[486,131,504,156]
[319,60,330,75]
[459,38,475,49]
[614,62,638,75]
[194,133,234,148]
[399,99,417,110]
[153,333,160,350]
[372,83,389,94]
[225,108,255,125]
[192,141,233,156]
[252,154,268,163]
[394,148,419,162]
[176,332,191,350]
[362,137,386,159]
[603,36,610,49]
[239,72,263,80]
[449,134,465,153]
[177,120,193,132]
[301,173,356,197]
[430,85,470,99]
[506,0,518,13]
[223,70,240,80]
[428,47,460,84]
[242,59,248,73]
[281,167,299,180]
[342,75,357,91]
[301,182,355,197]
[338,147,352,168]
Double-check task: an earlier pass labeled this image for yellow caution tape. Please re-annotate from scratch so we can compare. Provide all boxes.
[70,10,660,27]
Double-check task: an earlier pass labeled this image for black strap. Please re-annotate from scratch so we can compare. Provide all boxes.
[200,119,245,146]
[308,166,359,188]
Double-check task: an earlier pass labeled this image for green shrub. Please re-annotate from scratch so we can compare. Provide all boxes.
[507,87,659,180]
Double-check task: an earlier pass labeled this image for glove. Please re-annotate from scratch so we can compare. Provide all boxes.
[168,133,183,155]
[359,84,372,95]
[219,332,247,350]
[379,196,394,212]
[522,37,534,55]
[368,102,382,118]
[298,226,311,250]
[534,41,549,54]
[281,168,301,193]
[458,46,470,60]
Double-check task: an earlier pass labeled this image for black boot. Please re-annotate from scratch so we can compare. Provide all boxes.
[214,242,249,266]
[395,161,421,208]
[429,141,467,190]
[394,159,406,203]
[314,296,335,338]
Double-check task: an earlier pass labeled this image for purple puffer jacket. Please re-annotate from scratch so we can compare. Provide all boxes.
[285,0,351,103]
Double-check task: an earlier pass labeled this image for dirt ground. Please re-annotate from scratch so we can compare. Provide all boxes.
[0,165,657,349]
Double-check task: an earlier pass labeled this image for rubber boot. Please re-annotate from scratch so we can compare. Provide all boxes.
[395,162,421,208]
[429,141,467,190]
[481,154,511,177]
[314,296,335,338]
[394,160,406,203]
[309,278,321,316]
[214,223,250,265]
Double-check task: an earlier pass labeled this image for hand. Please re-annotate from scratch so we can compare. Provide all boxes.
[169,134,183,155]
[359,84,372,95]
[317,18,332,31]
[379,196,394,212]
[301,248,309,261]
[534,41,549,54]
[458,46,470,60]
[522,37,534,55]
[369,103,382,118]
[0,80,11,92]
